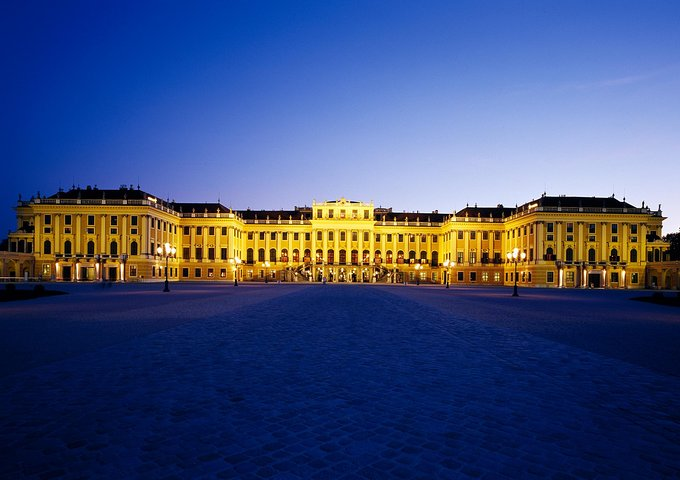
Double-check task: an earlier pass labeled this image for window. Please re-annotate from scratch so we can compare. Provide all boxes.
[195,268,202,278]
[363,232,369,242]
[208,268,214,278]
[547,271,555,283]
[494,272,501,282]
[317,209,322,218]
[44,214,52,225]
[247,249,254,263]
[547,222,554,233]
[130,241,138,256]
[457,271,464,282]
[630,249,638,263]
[631,273,639,284]
[87,215,94,226]
[184,226,190,235]
[131,216,138,226]
[631,224,638,235]
[469,252,476,264]
[611,272,619,283]
[222,227,227,235]
[432,235,437,243]
[259,232,265,240]
[565,248,574,262]
[457,252,464,264]
[567,223,574,233]
[329,209,334,218]
[182,268,189,278]
[111,216,118,226]
[589,223,596,234]
[64,240,72,256]
[352,232,358,242]
[611,224,618,234]
[482,231,488,241]
[317,231,322,241]
[470,272,477,282]
[196,247,203,260]
[270,249,276,262]
[329,231,334,241]
[248,232,254,240]
[208,248,215,260]
[197,227,203,235]
[364,210,369,219]
[271,232,276,240]
[387,234,392,242]
[294,232,299,241]
[258,249,265,262]
[458,231,464,240]
[110,241,118,256]
[470,231,476,240]
[209,227,214,236]
[44,240,51,255]
[588,248,596,263]
[283,232,288,241]
[482,272,488,282]
[398,234,404,242]
[183,247,190,259]
[64,215,72,225]
[220,269,227,278]
[305,233,310,241]
[409,234,415,242]
[221,248,227,260]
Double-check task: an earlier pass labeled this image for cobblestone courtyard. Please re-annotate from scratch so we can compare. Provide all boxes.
[1,284,679,479]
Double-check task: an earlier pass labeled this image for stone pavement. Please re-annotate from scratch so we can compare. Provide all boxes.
[1,284,679,479]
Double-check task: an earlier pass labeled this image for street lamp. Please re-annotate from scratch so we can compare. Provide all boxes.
[263,261,270,283]
[443,259,455,288]
[506,247,526,297]
[230,257,242,286]
[414,263,422,285]
[156,242,176,292]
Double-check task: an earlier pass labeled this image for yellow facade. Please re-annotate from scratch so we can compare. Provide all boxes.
[5,186,676,289]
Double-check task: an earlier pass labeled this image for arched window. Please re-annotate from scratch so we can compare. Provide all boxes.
[339,249,346,264]
[397,250,404,264]
[386,250,393,263]
[87,240,95,256]
[546,247,554,260]
[270,248,277,262]
[374,250,381,263]
[281,248,289,262]
[409,250,416,262]
[18,240,25,252]
[654,249,660,262]
[258,248,265,262]
[292,249,299,262]
[420,250,427,261]
[304,249,311,261]
[630,248,637,263]
[315,249,323,263]
[431,251,438,266]
[565,248,574,262]
[110,241,118,256]
[327,249,334,264]
[588,248,596,263]
[610,248,618,262]
[247,248,254,264]
[44,240,51,255]
[362,250,370,264]
[130,241,138,256]
[351,250,358,264]
[64,240,72,256]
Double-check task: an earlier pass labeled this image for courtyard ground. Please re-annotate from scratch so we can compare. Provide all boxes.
[1,283,679,478]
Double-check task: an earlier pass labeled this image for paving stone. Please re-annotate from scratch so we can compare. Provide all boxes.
[1,284,679,478]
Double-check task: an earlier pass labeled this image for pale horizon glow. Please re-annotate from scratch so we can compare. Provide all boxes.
[2,1,679,236]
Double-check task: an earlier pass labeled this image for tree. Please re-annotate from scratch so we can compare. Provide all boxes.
[662,231,680,260]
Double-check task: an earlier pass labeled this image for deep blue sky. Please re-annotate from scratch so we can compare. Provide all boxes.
[2,0,679,235]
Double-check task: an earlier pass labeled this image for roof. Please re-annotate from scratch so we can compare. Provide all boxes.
[528,195,636,210]
[455,205,515,219]
[374,211,448,223]
[238,210,308,221]
[174,202,231,214]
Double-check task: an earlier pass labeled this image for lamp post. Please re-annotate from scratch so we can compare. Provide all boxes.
[263,261,270,283]
[230,257,242,286]
[506,247,526,297]
[443,259,455,288]
[156,242,176,292]
[414,263,422,285]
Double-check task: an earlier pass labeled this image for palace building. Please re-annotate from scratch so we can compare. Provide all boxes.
[4,185,678,289]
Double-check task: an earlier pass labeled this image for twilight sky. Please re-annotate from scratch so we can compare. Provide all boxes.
[2,0,679,235]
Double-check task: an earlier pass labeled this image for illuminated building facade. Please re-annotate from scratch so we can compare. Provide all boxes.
[5,185,678,289]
